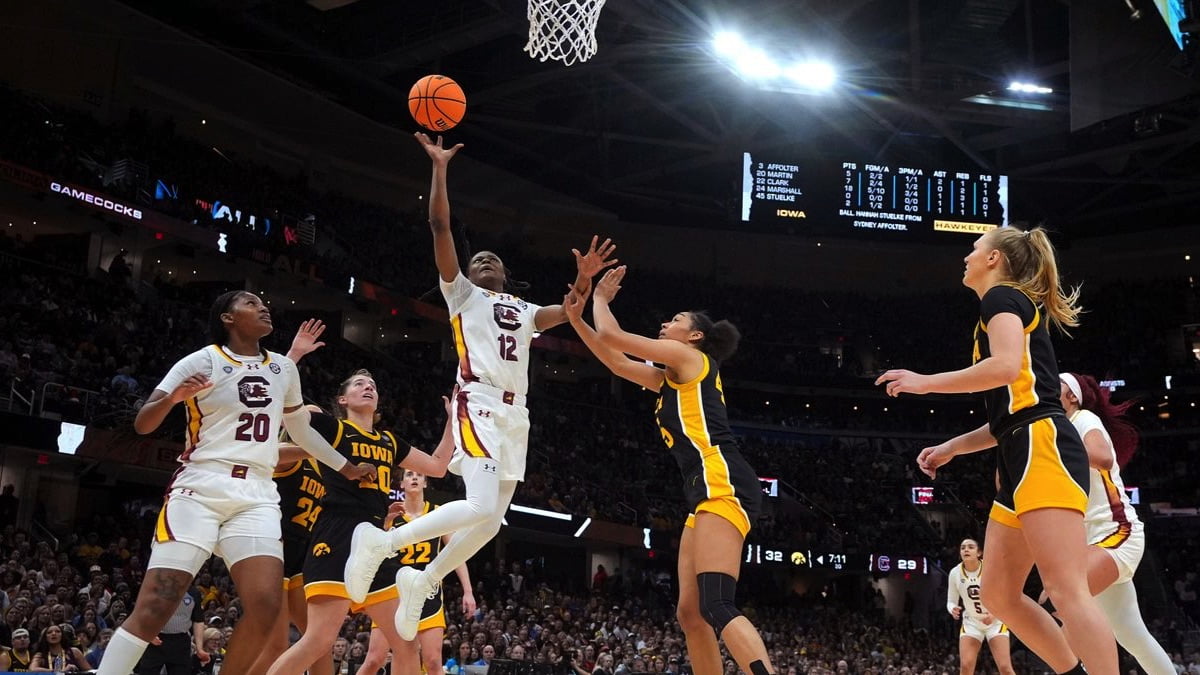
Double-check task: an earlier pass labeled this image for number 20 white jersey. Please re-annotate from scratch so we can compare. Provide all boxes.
[155,345,302,478]
[441,273,542,395]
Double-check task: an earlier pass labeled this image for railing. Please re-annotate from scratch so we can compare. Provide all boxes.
[8,381,33,414]
[31,520,59,553]
[38,382,103,420]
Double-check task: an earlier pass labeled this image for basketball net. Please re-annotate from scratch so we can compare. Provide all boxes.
[524,0,606,66]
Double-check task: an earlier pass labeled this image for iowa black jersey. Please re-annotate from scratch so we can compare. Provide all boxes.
[309,413,411,523]
[973,284,1065,436]
[276,459,325,542]
[654,353,739,472]
[395,501,443,571]
[5,647,32,671]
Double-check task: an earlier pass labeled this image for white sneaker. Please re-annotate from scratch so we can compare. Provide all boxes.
[394,566,437,641]
[344,522,392,604]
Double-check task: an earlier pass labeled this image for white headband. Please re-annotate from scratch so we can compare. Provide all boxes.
[1060,372,1082,403]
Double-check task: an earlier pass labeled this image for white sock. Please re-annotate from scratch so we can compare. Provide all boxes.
[97,627,150,675]
[386,457,499,551]
[1096,580,1175,675]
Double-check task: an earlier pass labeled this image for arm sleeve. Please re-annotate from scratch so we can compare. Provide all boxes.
[439,272,476,314]
[980,286,1035,327]
[282,407,349,472]
[155,349,213,395]
[946,568,962,614]
[281,356,304,408]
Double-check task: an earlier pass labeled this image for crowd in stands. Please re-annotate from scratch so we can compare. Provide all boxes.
[3,86,1200,673]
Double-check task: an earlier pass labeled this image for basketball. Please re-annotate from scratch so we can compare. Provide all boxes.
[408,75,466,132]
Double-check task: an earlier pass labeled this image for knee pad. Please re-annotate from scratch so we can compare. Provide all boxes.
[697,572,742,634]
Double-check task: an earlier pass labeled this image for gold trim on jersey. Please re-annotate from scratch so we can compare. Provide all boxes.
[331,420,346,449]
[212,344,272,366]
[343,420,382,441]
[664,355,710,391]
[1096,469,1133,548]
[450,313,476,382]
[183,397,203,460]
[455,391,492,458]
[274,460,303,479]
[1007,307,1040,413]
[155,501,175,543]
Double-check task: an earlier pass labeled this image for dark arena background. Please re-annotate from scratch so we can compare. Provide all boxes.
[0,0,1199,673]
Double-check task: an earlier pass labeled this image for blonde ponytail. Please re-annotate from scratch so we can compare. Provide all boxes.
[990,226,1082,333]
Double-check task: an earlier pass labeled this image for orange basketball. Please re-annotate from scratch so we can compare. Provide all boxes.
[408,75,466,132]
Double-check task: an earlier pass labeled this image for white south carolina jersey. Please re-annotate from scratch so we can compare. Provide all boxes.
[947,561,990,622]
[1070,409,1143,546]
[441,272,542,395]
[155,345,302,478]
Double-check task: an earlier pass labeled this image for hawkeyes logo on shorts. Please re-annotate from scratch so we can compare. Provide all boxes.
[237,376,272,408]
[312,542,331,557]
[493,303,522,331]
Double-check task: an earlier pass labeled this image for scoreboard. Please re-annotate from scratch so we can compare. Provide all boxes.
[740,152,1009,236]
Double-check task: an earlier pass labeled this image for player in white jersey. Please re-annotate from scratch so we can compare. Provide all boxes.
[98,292,374,675]
[946,539,1014,675]
[1059,373,1174,675]
[344,132,617,641]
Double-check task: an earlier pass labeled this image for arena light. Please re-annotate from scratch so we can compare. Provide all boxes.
[786,61,836,90]
[1008,81,1053,94]
[733,47,782,79]
[712,31,745,57]
[510,504,573,521]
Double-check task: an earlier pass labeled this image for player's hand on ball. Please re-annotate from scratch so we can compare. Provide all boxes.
[875,369,931,397]
[169,374,213,404]
[414,132,463,165]
[343,461,378,483]
[573,235,619,280]
[916,443,954,479]
[593,266,625,303]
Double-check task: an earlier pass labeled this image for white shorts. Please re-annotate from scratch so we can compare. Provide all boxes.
[151,464,282,562]
[449,385,529,482]
[1092,524,1145,584]
[961,616,1009,642]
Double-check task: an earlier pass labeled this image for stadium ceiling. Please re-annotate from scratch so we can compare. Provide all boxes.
[119,0,1200,238]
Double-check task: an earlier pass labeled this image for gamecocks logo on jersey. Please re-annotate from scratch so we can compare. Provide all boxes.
[493,303,522,331]
[237,376,273,408]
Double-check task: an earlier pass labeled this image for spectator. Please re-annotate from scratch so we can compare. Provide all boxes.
[86,628,113,669]
[29,623,89,671]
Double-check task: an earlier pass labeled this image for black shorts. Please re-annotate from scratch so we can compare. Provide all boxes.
[303,512,399,608]
[990,414,1089,528]
[283,534,309,588]
[680,447,762,537]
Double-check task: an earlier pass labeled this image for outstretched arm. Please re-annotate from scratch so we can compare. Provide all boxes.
[591,267,701,374]
[875,313,1025,397]
[398,395,456,478]
[286,319,327,362]
[535,236,619,331]
[563,287,664,392]
[416,132,465,283]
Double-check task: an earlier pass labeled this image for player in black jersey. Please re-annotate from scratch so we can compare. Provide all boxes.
[563,265,772,675]
[266,370,455,675]
[358,469,476,675]
[876,226,1116,675]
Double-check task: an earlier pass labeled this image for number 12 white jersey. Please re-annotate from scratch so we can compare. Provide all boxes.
[441,273,542,395]
[155,345,302,477]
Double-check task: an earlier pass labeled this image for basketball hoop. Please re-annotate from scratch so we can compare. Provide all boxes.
[524,0,607,66]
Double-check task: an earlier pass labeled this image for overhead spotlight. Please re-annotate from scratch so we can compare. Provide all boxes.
[1124,0,1142,21]
[713,31,745,57]
[786,61,837,90]
[1008,81,1053,94]
[734,48,781,79]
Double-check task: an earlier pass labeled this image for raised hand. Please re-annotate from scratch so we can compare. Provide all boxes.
[414,132,464,165]
[562,285,588,323]
[387,501,406,519]
[572,235,619,279]
[288,319,327,362]
[593,266,626,304]
[168,374,212,404]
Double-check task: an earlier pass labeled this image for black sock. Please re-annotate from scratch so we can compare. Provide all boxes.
[750,660,772,675]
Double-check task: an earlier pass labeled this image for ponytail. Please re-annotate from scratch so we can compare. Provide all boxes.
[990,226,1082,333]
[687,311,741,362]
[1069,372,1139,468]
